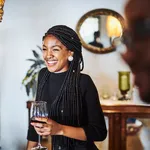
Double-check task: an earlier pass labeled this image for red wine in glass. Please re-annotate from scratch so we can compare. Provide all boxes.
[30,101,48,150]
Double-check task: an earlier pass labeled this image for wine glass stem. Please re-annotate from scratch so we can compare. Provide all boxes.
[38,135,41,147]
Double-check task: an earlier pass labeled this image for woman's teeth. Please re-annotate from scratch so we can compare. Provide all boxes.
[47,60,57,64]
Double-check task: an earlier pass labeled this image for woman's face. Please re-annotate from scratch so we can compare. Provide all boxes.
[42,35,73,73]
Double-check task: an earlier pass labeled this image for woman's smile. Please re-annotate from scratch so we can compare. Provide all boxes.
[46,59,58,66]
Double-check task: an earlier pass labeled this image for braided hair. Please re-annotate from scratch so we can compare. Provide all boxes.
[36,25,84,147]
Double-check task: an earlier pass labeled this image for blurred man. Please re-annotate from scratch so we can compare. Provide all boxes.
[122,0,150,103]
[89,31,104,48]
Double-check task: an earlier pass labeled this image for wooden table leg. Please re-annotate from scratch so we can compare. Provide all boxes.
[108,113,122,150]
[121,116,127,150]
[108,114,114,150]
[113,114,122,150]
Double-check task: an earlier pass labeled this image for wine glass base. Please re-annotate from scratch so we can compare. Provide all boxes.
[31,146,48,150]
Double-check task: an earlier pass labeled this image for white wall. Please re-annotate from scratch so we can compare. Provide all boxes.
[0,0,129,149]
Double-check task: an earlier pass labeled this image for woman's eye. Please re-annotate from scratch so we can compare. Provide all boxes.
[42,48,47,51]
[53,48,59,51]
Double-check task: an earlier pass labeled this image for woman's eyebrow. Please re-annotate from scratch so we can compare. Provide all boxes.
[52,45,62,48]
[42,44,62,49]
[52,45,61,48]
[42,45,47,48]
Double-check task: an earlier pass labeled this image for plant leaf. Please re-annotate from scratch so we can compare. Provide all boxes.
[37,45,43,51]
[26,69,34,77]
[32,79,37,98]
[36,60,45,66]
[32,50,40,59]
[26,59,36,62]
[25,83,30,96]
[30,63,38,69]
[22,45,46,98]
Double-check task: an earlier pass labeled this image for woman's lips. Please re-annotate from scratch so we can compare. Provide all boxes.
[46,60,57,66]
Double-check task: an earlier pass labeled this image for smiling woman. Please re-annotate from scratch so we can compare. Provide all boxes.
[76,8,125,54]
[26,25,107,150]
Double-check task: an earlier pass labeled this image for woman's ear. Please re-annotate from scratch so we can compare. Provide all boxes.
[69,51,74,57]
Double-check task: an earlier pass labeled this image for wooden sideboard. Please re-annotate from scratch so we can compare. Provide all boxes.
[101,100,150,150]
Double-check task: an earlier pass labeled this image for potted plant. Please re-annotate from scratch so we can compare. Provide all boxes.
[22,46,45,98]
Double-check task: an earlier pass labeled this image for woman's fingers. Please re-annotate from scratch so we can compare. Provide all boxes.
[31,122,53,135]
[30,118,56,136]
[40,131,51,136]
[35,127,52,136]
[31,122,44,128]
[35,117,48,123]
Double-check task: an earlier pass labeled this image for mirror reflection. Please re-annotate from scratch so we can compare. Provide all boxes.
[80,15,122,48]
[76,9,125,53]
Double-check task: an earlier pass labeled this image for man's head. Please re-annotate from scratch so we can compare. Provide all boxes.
[122,0,150,103]
[94,31,101,42]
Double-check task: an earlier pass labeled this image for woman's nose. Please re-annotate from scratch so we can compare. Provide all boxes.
[47,49,53,58]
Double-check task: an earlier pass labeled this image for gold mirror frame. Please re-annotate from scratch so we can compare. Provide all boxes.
[76,8,125,54]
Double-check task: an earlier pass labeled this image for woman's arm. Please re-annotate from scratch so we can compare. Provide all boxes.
[80,74,107,142]
[61,125,87,141]
[31,118,87,141]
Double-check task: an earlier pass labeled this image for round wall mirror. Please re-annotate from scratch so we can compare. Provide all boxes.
[76,8,125,54]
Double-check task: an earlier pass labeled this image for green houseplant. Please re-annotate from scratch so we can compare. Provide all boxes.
[22,46,45,98]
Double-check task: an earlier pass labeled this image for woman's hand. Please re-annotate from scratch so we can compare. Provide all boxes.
[31,117,87,141]
[31,117,63,136]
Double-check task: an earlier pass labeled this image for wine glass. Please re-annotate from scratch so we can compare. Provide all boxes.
[30,101,48,150]
[118,71,131,100]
